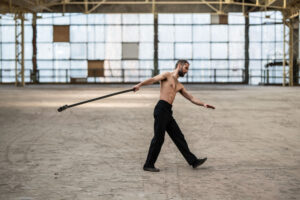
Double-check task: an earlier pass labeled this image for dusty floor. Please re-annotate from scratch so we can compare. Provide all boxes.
[0,84,299,200]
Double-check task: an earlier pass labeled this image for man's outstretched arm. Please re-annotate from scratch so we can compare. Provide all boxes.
[133,72,169,92]
[179,86,215,109]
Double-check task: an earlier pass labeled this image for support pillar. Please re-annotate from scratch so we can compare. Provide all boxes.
[244,13,249,84]
[14,13,25,86]
[32,13,38,83]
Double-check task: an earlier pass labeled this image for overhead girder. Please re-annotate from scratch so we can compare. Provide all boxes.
[0,0,297,16]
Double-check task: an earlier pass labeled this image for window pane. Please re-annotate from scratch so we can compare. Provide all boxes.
[250,61,262,70]
[275,24,284,41]
[228,13,245,24]
[70,26,87,42]
[262,25,275,41]
[249,26,261,42]
[275,42,289,59]
[122,43,139,59]
[229,43,244,59]
[211,25,228,41]
[275,11,283,22]
[37,43,53,59]
[249,12,262,24]
[2,26,14,42]
[139,43,153,59]
[211,60,228,69]
[190,61,209,82]
[262,43,275,59]
[123,26,139,42]
[193,26,210,41]
[105,43,121,59]
[139,60,153,70]
[88,14,105,24]
[158,43,174,59]
[193,43,210,59]
[2,61,14,71]
[175,26,192,42]
[175,43,192,59]
[71,43,86,59]
[53,14,70,25]
[1,15,15,25]
[122,14,139,24]
[249,43,261,59]
[123,60,139,69]
[229,60,244,69]
[105,14,121,24]
[229,26,244,42]
[54,60,69,70]
[159,25,174,42]
[211,43,227,59]
[193,14,210,24]
[175,14,192,24]
[37,13,53,24]
[37,60,52,69]
[106,26,121,42]
[87,25,104,42]
[25,43,32,59]
[139,14,153,24]
[37,26,52,42]
[158,14,174,24]
[88,43,105,60]
[70,61,87,77]
[70,14,87,24]
[54,43,70,59]
[140,25,153,42]
[159,60,175,70]
[2,44,15,59]
[24,25,33,42]
[261,11,276,24]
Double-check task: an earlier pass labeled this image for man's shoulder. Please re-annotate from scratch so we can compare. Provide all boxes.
[159,71,172,78]
[162,71,171,76]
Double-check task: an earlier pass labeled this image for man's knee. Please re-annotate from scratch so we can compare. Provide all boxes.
[151,135,165,146]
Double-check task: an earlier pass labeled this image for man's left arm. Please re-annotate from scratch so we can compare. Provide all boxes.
[179,86,215,109]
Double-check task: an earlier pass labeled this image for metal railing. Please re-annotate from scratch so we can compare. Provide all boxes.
[0,68,246,84]
[0,67,298,85]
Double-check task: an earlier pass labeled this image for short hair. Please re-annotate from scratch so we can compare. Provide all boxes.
[175,60,189,69]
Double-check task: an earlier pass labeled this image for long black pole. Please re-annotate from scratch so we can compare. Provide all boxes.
[57,88,135,112]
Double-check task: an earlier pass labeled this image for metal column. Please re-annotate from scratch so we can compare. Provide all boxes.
[283,16,288,86]
[153,0,159,76]
[14,13,25,86]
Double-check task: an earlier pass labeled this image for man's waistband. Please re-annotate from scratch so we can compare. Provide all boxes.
[156,100,172,110]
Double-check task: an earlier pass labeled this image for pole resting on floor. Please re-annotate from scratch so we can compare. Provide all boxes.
[57,88,135,112]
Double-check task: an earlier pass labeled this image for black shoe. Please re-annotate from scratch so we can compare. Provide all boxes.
[143,166,160,172]
[192,157,207,168]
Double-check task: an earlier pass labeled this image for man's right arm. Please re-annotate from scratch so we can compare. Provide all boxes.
[133,72,169,92]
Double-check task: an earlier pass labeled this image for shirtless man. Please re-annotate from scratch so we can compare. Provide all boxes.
[133,60,215,172]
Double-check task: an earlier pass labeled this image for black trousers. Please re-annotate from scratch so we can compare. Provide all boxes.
[144,100,197,167]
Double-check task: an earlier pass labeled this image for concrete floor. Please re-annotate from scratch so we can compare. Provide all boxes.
[0,84,299,200]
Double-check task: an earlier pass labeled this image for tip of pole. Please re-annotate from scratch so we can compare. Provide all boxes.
[57,105,68,112]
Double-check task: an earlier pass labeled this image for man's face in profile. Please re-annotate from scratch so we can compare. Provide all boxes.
[178,63,189,77]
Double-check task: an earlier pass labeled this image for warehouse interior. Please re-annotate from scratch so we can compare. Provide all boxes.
[0,1,300,200]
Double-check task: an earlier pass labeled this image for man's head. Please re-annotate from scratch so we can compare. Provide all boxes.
[175,60,189,77]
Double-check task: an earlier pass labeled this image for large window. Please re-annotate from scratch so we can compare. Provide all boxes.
[158,13,245,83]
[0,12,297,84]
[249,11,289,85]
[0,13,154,83]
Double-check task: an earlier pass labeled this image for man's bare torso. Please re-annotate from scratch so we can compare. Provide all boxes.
[160,72,183,105]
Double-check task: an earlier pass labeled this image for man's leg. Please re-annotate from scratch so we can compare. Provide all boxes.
[144,111,169,168]
[166,117,197,165]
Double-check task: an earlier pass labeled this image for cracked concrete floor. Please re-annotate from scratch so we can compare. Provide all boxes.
[0,84,299,200]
